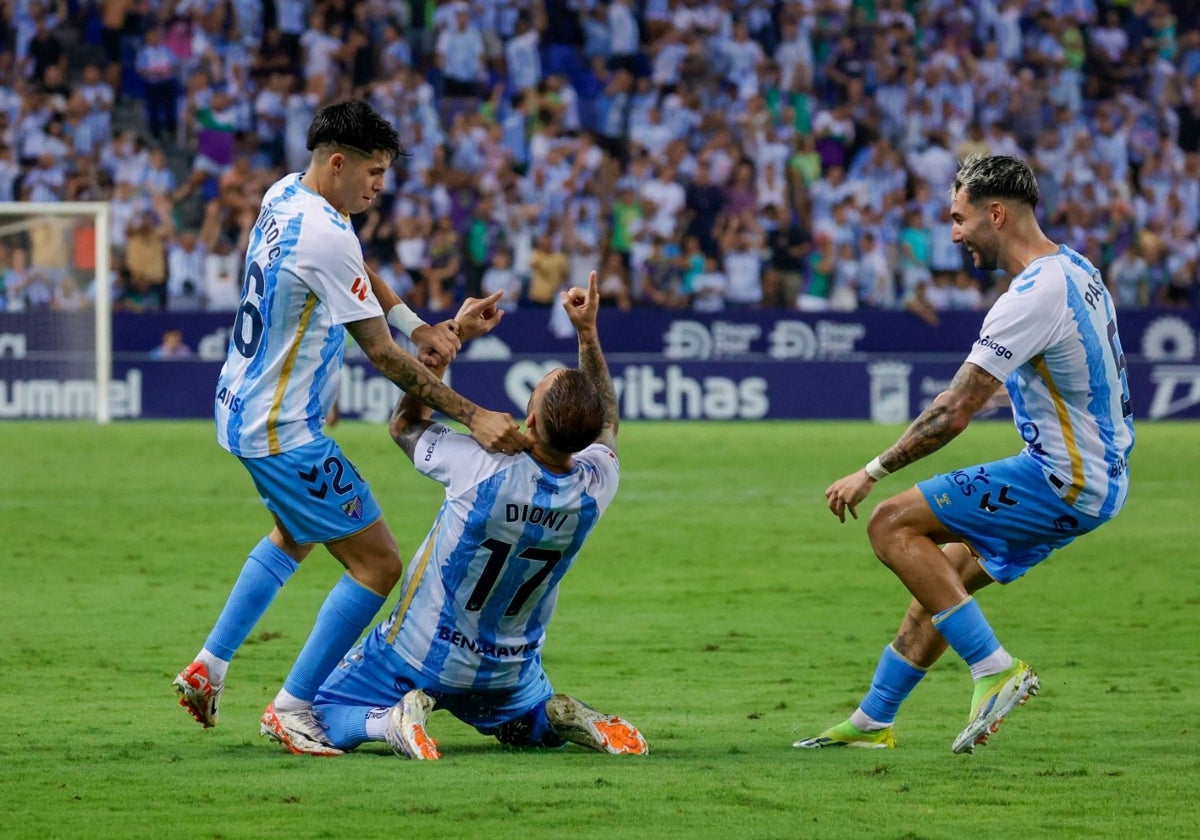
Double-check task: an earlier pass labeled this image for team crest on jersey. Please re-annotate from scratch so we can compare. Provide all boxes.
[342,496,364,520]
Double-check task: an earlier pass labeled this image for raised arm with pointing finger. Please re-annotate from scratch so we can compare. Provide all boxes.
[314,270,646,761]
[174,99,524,758]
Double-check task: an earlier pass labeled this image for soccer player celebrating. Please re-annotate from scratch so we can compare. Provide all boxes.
[173,99,527,755]
[796,155,1135,754]
[311,272,648,758]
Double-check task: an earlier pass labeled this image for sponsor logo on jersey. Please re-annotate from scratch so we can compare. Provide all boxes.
[436,625,540,657]
[977,335,1014,359]
[216,386,242,413]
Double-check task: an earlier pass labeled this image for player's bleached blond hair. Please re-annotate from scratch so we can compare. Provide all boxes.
[951,154,1040,209]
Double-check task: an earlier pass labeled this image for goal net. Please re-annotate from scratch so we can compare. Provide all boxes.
[0,202,113,421]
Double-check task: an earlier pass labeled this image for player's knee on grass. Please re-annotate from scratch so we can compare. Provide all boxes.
[490,705,565,749]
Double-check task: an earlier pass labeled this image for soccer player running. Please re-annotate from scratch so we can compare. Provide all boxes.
[796,154,1135,754]
[311,271,648,759]
[173,99,528,755]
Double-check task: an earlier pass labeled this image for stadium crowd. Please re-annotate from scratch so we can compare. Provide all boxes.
[0,0,1198,318]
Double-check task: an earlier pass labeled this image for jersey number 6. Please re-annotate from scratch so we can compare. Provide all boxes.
[233,261,266,358]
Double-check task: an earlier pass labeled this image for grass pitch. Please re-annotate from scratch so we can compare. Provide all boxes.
[1,420,1197,839]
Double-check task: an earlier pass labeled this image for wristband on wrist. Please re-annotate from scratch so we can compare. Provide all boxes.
[386,302,427,339]
[864,456,891,481]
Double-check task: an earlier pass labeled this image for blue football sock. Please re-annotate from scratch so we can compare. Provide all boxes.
[204,537,300,662]
[858,644,928,725]
[282,573,386,703]
[931,597,1000,667]
[313,703,376,751]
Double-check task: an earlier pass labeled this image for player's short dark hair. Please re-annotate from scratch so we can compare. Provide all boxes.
[306,99,402,162]
[539,369,606,454]
[952,154,1040,209]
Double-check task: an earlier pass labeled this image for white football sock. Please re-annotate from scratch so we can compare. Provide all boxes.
[849,708,891,731]
[970,646,1014,680]
[196,648,229,684]
[273,688,310,712]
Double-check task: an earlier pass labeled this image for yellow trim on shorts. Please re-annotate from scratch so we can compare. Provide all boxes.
[386,520,440,646]
[1030,354,1084,506]
[267,293,319,454]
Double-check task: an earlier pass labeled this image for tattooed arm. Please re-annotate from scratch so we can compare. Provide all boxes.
[387,349,449,462]
[824,361,1002,522]
[347,315,525,454]
[562,271,618,453]
[385,293,510,462]
[877,361,1001,473]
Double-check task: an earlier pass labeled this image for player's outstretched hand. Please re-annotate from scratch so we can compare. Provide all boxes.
[453,291,506,342]
[469,407,528,455]
[824,470,877,523]
[561,270,599,333]
[413,321,462,368]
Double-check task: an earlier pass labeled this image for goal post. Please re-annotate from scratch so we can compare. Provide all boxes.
[0,201,112,422]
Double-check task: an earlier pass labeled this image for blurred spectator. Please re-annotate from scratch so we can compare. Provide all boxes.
[0,0,1193,324]
[506,14,542,96]
[638,235,683,309]
[690,255,729,313]
[798,232,836,312]
[716,210,766,309]
[436,7,486,100]
[858,231,897,310]
[762,204,809,309]
[607,0,640,76]
[124,207,171,309]
[527,229,568,306]
[829,241,862,312]
[948,271,985,311]
[904,280,941,328]
[202,213,247,313]
[166,228,208,312]
[1,247,30,312]
[0,144,18,201]
[27,14,66,87]
[51,275,89,311]
[424,215,462,312]
[135,26,179,142]
[481,248,521,311]
[596,250,633,312]
[150,328,194,359]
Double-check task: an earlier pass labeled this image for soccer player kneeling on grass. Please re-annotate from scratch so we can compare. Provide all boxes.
[312,273,647,758]
[796,155,1134,754]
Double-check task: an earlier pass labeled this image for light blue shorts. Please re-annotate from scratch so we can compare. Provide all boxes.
[916,453,1109,584]
[238,436,382,545]
[314,627,560,750]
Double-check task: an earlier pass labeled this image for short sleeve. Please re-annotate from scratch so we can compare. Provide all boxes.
[966,272,1067,382]
[572,442,621,508]
[299,213,384,325]
[412,423,501,494]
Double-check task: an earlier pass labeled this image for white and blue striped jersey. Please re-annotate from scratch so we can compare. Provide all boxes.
[215,173,383,457]
[967,245,1135,518]
[378,425,620,690]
